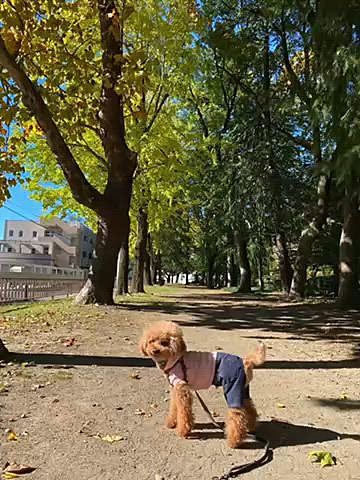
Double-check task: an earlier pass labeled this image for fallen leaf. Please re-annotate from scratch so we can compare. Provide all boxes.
[4,464,36,475]
[63,338,76,347]
[210,410,220,417]
[6,430,17,441]
[150,403,158,409]
[308,451,336,468]
[130,372,141,380]
[155,475,165,480]
[339,393,348,400]
[214,346,223,350]
[3,472,19,479]
[134,409,146,416]
[276,403,286,408]
[100,434,124,443]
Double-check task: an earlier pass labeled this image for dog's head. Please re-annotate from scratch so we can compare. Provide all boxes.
[139,321,186,364]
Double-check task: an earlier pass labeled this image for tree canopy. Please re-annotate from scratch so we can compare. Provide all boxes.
[1,0,359,306]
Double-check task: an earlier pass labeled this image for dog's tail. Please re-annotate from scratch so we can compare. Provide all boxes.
[244,342,266,369]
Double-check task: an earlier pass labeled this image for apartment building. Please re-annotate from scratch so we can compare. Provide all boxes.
[0,217,95,269]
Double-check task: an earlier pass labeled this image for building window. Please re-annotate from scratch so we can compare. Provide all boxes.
[82,251,86,258]
[88,252,92,259]
[89,238,93,245]
[84,235,88,241]
[19,230,23,237]
[31,248,36,254]
[9,230,13,237]
[32,231,37,238]
[43,246,49,255]
[44,230,53,237]
[7,247,12,253]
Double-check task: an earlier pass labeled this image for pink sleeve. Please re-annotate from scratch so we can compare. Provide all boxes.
[168,362,186,387]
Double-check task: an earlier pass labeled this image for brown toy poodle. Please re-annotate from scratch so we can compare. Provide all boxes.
[139,320,266,448]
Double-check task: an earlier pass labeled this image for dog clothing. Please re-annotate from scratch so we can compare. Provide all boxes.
[163,351,250,409]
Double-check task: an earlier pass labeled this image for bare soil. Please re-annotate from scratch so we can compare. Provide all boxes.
[1,286,359,480]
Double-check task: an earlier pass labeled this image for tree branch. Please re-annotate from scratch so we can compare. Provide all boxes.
[144,92,169,133]
[97,0,136,175]
[188,86,209,138]
[221,83,238,134]
[220,64,312,151]
[0,35,104,212]
[279,12,311,108]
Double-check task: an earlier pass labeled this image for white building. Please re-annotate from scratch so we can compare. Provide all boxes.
[0,217,95,270]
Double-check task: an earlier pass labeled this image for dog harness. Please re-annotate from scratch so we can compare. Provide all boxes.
[163,351,250,409]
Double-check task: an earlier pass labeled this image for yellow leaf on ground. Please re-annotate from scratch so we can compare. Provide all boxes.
[276,403,286,408]
[101,435,124,443]
[308,451,336,468]
[3,473,19,479]
[6,430,17,441]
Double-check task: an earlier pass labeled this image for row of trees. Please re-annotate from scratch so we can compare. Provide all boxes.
[0,0,359,309]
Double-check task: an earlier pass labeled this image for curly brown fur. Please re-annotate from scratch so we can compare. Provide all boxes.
[244,398,258,433]
[174,383,194,438]
[139,321,186,361]
[243,342,266,385]
[166,387,178,429]
[226,408,248,448]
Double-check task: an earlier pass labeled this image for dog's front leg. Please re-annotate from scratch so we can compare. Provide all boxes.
[165,387,177,429]
[174,383,193,438]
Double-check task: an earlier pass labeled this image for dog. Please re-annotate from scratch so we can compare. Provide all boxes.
[139,320,265,448]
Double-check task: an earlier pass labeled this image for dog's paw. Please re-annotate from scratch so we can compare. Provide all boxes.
[177,422,192,438]
[165,417,177,429]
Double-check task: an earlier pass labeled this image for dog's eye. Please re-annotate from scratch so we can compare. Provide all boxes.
[160,339,170,347]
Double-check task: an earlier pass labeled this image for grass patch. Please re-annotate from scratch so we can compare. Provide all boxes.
[115,285,189,305]
[0,298,104,331]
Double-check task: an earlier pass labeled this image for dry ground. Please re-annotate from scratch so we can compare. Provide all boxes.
[0,286,359,480]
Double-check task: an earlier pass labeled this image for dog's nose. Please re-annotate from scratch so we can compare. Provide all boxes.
[153,349,160,355]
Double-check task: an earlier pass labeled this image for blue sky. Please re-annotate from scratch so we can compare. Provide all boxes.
[0,185,43,238]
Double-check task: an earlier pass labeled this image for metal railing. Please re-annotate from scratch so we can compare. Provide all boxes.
[0,262,86,279]
[0,278,85,303]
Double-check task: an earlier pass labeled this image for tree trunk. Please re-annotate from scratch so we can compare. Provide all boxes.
[76,212,128,304]
[275,232,293,292]
[132,208,148,293]
[144,234,153,286]
[185,271,189,285]
[229,253,238,287]
[258,255,265,291]
[115,233,129,295]
[338,192,360,307]
[290,174,331,298]
[234,231,251,293]
[207,254,215,289]
[263,33,293,293]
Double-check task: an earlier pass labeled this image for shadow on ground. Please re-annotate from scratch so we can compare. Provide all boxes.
[115,290,360,358]
[190,420,360,447]
[311,397,360,411]
[3,352,154,368]
[4,352,360,369]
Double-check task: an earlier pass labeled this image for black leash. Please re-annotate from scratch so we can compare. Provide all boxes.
[194,389,273,479]
[161,357,273,478]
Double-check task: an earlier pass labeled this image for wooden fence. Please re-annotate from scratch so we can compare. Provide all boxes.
[0,277,85,303]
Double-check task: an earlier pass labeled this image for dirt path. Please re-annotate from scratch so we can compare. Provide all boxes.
[1,286,359,480]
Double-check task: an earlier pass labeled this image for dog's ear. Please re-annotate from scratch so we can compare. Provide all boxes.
[139,335,148,356]
[170,335,186,356]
